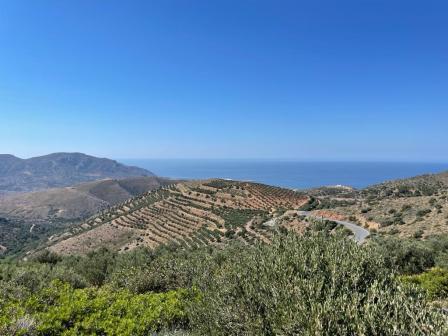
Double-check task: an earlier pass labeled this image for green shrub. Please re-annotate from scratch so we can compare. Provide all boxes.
[402,204,412,212]
[72,247,118,286]
[188,233,446,335]
[0,280,190,335]
[306,219,338,233]
[32,250,62,264]
[387,227,399,235]
[414,229,424,239]
[381,219,394,227]
[370,236,435,274]
[335,225,353,237]
[299,197,319,211]
[417,209,432,217]
[110,247,217,293]
[401,268,448,299]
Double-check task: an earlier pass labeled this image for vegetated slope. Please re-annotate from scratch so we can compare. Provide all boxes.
[46,179,309,255]
[0,152,154,192]
[0,177,170,256]
[305,171,448,239]
[0,176,168,221]
[3,233,447,335]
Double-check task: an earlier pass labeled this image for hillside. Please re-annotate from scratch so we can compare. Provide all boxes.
[305,171,448,238]
[0,176,168,221]
[0,176,170,256]
[0,152,154,193]
[45,179,309,255]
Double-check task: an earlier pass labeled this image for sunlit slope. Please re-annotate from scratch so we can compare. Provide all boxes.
[47,179,308,255]
[306,171,448,238]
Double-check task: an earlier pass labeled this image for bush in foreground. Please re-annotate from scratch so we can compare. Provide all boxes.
[0,280,190,335]
[1,233,447,335]
[189,233,447,335]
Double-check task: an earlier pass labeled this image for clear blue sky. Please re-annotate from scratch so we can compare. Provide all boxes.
[1,1,447,161]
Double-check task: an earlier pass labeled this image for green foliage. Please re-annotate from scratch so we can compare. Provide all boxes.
[213,208,265,229]
[306,218,338,233]
[370,236,436,274]
[188,233,447,335]
[32,250,62,264]
[0,280,190,335]
[109,247,217,293]
[414,229,424,239]
[0,261,88,300]
[0,217,72,257]
[428,235,448,269]
[401,268,448,299]
[203,180,235,189]
[1,233,448,335]
[335,224,353,237]
[417,208,432,217]
[298,196,319,211]
[371,234,448,274]
[73,247,117,286]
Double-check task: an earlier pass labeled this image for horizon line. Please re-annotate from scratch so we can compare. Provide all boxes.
[117,158,448,164]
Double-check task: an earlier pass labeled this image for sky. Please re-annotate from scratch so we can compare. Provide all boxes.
[0,0,447,161]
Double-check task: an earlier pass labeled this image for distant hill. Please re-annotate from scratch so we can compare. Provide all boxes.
[362,171,448,198]
[0,176,172,256]
[304,170,448,239]
[0,153,154,193]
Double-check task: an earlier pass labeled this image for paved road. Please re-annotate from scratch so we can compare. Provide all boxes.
[297,211,370,243]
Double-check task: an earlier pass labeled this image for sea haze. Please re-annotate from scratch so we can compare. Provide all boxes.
[119,160,448,190]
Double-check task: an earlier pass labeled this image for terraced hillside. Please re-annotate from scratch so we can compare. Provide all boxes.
[45,180,309,255]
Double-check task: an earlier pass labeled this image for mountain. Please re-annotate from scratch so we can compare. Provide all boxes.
[44,179,309,255]
[0,153,154,193]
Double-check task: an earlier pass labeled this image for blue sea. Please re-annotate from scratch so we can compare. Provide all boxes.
[119,159,448,190]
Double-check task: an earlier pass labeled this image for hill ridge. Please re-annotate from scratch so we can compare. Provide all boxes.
[0,152,154,192]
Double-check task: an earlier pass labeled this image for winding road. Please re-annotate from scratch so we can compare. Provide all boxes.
[297,211,370,243]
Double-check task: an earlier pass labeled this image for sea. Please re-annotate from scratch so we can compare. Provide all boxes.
[119,159,448,190]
